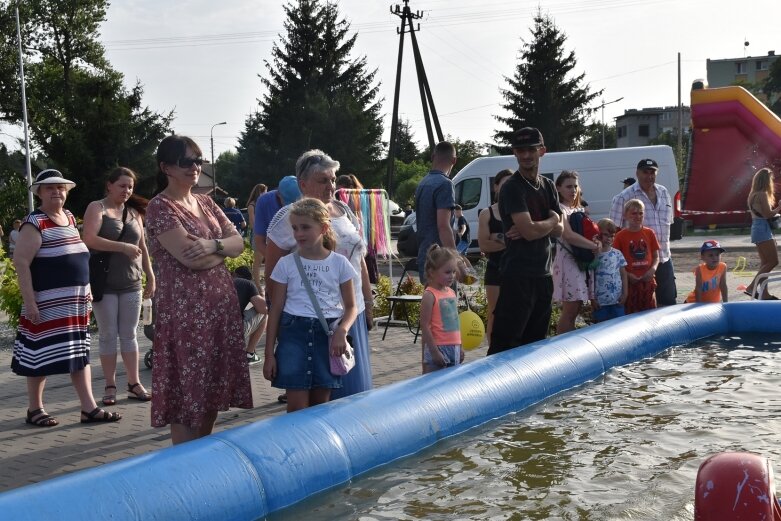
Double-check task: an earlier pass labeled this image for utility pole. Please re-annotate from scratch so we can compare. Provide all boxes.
[677,52,684,175]
[386,0,444,198]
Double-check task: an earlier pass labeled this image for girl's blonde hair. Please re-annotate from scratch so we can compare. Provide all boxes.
[748,168,775,207]
[289,197,337,251]
[424,244,460,283]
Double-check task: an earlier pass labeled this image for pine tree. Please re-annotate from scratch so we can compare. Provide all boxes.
[494,11,600,152]
[236,0,383,191]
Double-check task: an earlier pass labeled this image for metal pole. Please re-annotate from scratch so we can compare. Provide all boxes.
[598,96,624,149]
[601,101,606,149]
[677,52,683,174]
[210,121,226,200]
[15,1,34,211]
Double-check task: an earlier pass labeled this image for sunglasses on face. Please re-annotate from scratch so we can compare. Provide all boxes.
[177,157,204,168]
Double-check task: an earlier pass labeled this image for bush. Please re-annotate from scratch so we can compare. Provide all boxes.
[224,244,254,273]
[0,258,21,329]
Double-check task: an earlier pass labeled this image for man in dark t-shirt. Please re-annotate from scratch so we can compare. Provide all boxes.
[233,266,267,363]
[488,127,563,355]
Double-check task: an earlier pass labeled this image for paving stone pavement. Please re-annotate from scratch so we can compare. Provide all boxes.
[0,325,488,493]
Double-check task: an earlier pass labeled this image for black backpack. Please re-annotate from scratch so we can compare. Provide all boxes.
[557,211,600,271]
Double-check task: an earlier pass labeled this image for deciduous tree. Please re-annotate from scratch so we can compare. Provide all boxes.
[0,0,172,213]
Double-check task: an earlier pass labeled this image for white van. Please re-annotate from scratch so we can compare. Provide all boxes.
[451,145,683,252]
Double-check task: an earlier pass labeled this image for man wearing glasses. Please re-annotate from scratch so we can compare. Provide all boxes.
[414,141,458,283]
[488,127,563,355]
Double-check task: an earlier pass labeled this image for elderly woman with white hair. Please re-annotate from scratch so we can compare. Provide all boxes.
[265,150,374,400]
[11,170,122,426]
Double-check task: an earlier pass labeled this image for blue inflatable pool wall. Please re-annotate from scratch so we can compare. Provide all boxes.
[0,302,777,520]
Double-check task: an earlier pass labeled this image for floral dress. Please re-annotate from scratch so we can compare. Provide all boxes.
[145,194,252,428]
[552,205,594,303]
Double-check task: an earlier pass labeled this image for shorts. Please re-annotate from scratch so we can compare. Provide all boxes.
[484,261,501,286]
[751,218,774,244]
[242,308,265,341]
[273,312,342,390]
[593,303,625,322]
[423,344,461,368]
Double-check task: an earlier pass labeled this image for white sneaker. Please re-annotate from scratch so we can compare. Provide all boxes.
[247,352,261,364]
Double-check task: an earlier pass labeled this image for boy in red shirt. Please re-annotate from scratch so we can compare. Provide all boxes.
[613,199,660,313]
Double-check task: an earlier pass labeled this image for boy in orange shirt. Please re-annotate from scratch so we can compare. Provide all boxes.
[613,199,660,313]
[684,240,729,303]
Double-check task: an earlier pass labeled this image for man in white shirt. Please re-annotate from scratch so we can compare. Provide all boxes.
[609,159,677,306]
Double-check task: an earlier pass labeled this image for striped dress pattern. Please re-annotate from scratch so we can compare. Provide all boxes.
[11,209,92,377]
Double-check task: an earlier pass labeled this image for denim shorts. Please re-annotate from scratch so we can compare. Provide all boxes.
[423,344,461,368]
[593,304,625,323]
[273,312,342,390]
[751,218,774,244]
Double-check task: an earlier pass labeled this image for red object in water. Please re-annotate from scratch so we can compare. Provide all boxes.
[695,452,781,520]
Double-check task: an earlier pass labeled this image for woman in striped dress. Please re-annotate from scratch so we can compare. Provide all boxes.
[12,170,121,426]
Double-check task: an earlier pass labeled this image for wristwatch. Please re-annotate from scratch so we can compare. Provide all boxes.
[214,239,224,252]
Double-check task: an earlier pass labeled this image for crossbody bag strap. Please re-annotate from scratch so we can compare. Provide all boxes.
[116,206,129,242]
[293,253,331,336]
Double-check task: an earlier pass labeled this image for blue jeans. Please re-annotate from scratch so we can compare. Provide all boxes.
[593,304,625,323]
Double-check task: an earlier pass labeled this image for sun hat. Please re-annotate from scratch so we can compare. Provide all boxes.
[29,169,76,194]
[700,239,725,254]
[278,175,302,205]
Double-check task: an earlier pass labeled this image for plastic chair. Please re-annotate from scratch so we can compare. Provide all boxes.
[382,258,422,343]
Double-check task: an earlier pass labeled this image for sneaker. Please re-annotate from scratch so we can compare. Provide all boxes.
[247,352,261,364]
[277,393,288,404]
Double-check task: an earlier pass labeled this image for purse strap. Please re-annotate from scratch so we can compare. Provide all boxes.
[116,206,129,242]
[292,253,332,337]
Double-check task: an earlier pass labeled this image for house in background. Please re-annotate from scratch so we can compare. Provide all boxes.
[194,162,228,199]
[707,50,777,94]
[615,106,691,148]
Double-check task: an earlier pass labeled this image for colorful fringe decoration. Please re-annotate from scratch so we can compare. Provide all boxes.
[335,189,393,257]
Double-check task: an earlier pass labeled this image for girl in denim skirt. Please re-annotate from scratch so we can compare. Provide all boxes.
[263,198,357,412]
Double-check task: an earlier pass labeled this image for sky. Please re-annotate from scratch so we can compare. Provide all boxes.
[4,0,781,162]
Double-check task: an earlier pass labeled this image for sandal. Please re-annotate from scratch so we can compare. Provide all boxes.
[81,407,122,423]
[127,383,152,402]
[102,385,117,406]
[26,408,58,427]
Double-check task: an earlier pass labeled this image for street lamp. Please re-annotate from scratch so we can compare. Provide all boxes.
[598,97,624,149]
[14,0,34,211]
[210,121,227,200]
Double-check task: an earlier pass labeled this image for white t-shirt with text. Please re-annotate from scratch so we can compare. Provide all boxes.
[271,251,357,319]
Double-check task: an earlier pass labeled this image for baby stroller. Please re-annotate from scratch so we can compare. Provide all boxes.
[142,299,155,369]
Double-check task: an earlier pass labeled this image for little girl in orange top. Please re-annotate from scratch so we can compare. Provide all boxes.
[419,245,464,374]
[685,240,729,303]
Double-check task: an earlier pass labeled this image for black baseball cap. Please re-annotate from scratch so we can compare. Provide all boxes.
[637,158,659,170]
[621,177,636,185]
[511,127,544,148]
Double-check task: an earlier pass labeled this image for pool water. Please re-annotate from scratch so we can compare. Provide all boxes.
[269,334,781,520]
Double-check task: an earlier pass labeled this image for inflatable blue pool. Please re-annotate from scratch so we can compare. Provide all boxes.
[0,302,777,520]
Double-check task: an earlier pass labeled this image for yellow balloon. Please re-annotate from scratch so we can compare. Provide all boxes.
[459,310,485,351]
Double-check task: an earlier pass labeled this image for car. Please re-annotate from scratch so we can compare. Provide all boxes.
[388,199,406,226]
[396,211,418,257]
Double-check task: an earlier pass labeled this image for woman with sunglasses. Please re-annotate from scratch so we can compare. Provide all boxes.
[145,135,252,444]
[265,149,374,400]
